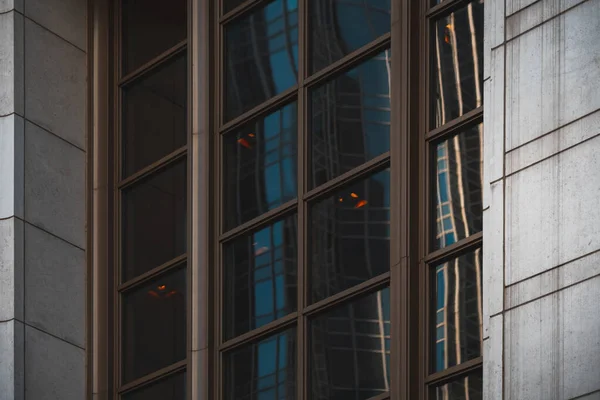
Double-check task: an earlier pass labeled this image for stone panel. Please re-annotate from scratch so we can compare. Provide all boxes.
[25,326,84,400]
[483,315,503,400]
[24,122,85,249]
[505,0,600,151]
[24,19,86,149]
[25,0,87,51]
[24,224,85,348]
[504,276,600,400]
[0,10,24,117]
[0,114,24,219]
[0,320,24,400]
[0,0,22,12]
[0,218,24,323]
[483,181,504,337]
[483,46,505,189]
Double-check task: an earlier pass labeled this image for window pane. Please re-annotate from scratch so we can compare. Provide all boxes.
[310,0,391,73]
[122,0,187,74]
[224,0,298,122]
[123,372,186,400]
[309,288,390,400]
[223,215,298,340]
[430,370,483,400]
[224,328,297,400]
[310,51,391,188]
[224,0,246,14]
[122,54,187,178]
[431,124,482,250]
[224,103,298,231]
[122,159,187,281]
[430,248,482,373]
[122,267,186,383]
[431,1,484,128]
[310,169,390,303]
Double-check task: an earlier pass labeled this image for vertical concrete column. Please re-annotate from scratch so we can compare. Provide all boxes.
[0,0,87,399]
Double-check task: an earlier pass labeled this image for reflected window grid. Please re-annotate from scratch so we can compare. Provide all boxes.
[431,370,483,400]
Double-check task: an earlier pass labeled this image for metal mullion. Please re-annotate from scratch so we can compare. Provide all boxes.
[424,356,482,385]
[424,231,482,265]
[219,312,298,352]
[219,87,298,134]
[304,33,391,89]
[119,40,188,87]
[218,199,298,242]
[118,359,187,395]
[425,106,483,143]
[220,0,270,24]
[117,254,188,293]
[425,0,471,19]
[303,152,390,203]
[366,393,391,400]
[118,146,188,189]
[302,272,391,317]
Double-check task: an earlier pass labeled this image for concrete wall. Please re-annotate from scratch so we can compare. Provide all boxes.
[0,0,87,399]
[483,0,600,398]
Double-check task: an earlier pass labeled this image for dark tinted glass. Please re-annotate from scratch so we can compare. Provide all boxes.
[431,1,484,128]
[225,0,298,121]
[122,159,187,281]
[123,372,186,400]
[431,248,482,373]
[122,0,187,74]
[310,0,391,73]
[224,0,246,14]
[310,51,391,188]
[224,328,297,400]
[431,370,483,399]
[122,54,187,177]
[122,267,186,383]
[309,288,390,400]
[224,103,297,231]
[223,215,298,340]
[432,124,482,250]
[310,169,390,303]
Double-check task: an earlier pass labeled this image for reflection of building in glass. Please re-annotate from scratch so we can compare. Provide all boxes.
[432,2,484,397]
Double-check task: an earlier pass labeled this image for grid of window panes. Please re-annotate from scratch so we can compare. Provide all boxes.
[116,0,188,398]
[426,0,484,398]
[219,0,392,398]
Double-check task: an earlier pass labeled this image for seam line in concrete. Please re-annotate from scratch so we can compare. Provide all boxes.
[0,112,25,119]
[25,118,86,153]
[20,10,86,53]
[570,389,600,400]
[25,321,85,351]
[505,108,600,154]
[12,216,86,251]
[505,0,543,18]
[505,131,600,178]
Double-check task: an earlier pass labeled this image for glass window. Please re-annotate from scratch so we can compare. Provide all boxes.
[431,1,484,128]
[224,0,298,121]
[224,328,297,400]
[224,103,298,230]
[310,0,391,73]
[309,169,390,303]
[122,372,186,400]
[223,215,298,340]
[122,0,187,74]
[430,248,482,373]
[430,370,483,400]
[224,0,246,14]
[122,159,187,281]
[122,267,187,383]
[309,288,390,400]
[122,54,187,177]
[432,124,482,250]
[310,51,391,188]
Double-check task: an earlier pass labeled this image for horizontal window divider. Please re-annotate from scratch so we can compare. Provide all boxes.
[219,86,298,134]
[118,253,187,292]
[220,0,270,25]
[366,393,391,400]
[118,359,186,395]
[304,33,392,89]
[426,106,483,143]
[119,40,188,87]
[303,152,390,203]
[118,146,187,190]
[219,312,298,352]
[423,231,482,265]
[219,199,297,242]
[303,272,391,317]
[424,356,483,386]
[425,0,472,20]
